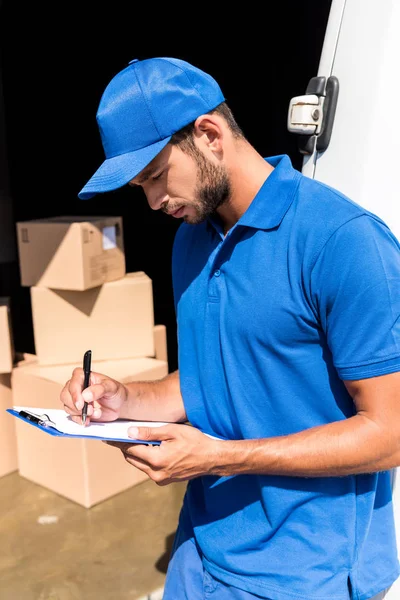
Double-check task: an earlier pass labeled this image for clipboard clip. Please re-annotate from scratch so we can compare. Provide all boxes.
[18,410,56,428]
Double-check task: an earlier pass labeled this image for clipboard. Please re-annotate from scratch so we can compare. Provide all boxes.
[7,407,164,445]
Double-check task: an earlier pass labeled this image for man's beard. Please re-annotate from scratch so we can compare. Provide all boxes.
[189,151,231,224]
[162,149,231,225]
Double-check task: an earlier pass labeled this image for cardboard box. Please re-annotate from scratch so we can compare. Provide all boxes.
[0,298,14,374]
[12,356,168,507]
[16,216,125,290]
[0,374,17,476]
[14,352,37,367]
[154,324,168,363]
[31,272,155,365]
[0,353,35,477]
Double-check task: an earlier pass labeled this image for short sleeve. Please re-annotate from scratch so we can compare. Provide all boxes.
[310,214,400,380]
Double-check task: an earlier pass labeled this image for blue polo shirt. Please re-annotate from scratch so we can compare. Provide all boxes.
[171,154,400,600]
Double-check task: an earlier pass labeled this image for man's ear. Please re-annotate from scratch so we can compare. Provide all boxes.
[193,114,224,152]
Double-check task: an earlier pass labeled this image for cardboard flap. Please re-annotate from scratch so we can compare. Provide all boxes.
[12,356,168,385]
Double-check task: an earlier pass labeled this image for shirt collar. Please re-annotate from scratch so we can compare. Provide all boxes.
[208,154,301,234]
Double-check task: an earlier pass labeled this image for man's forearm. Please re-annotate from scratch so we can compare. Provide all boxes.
[211,414,400,477]
[120,369,187,423]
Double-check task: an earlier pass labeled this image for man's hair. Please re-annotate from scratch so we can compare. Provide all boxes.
[169,102,245,155]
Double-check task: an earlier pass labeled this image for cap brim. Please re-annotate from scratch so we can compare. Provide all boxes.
[78,136,172,199]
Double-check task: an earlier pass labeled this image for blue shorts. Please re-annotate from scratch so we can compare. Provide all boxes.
[163,503,269,600]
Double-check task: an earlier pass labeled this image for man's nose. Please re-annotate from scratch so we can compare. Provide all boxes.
[146,191,168,211]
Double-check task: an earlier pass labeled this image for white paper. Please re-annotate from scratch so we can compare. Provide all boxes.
[13,406,221,442]
[14,406,169,441]
[102,225,117,250]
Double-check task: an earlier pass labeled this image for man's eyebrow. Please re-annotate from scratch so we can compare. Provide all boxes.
[132,164,160,186]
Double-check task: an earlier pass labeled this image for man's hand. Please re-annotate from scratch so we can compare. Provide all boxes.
[106,423,223,485]
[60,367,128,425]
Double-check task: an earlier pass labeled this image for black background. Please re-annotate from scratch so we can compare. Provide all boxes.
[0,1,332,372]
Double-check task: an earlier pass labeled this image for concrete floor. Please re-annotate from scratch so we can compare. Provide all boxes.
[0,472,187,599]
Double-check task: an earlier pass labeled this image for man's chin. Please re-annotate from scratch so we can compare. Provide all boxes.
[183,214,206,225]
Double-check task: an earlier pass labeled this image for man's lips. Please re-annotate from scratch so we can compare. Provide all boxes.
[169,207,185,218]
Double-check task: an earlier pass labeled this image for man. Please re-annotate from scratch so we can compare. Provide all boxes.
[61,57,400,599]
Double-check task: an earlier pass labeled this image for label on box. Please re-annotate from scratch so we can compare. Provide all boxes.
[102,226,117,250]
[21,228,30,243]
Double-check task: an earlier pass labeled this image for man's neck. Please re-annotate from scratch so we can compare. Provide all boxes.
[217,149,274,232]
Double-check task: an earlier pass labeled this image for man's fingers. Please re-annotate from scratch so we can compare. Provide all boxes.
[60,368,120,425]
[66,374,117,410]
[81,379,118,404]
[128,425,173,441]
[106,442,157,468]
[60,380,71,405]
[68,368,85,406]
[62,400,74,415]
[121,451,152,475]
[70,414,86,425]
[60,379,81,413]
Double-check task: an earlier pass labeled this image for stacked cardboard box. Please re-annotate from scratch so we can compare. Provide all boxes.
[10,216,169,507]
[30,272,156,364]
[0,297,14,374]
[0,295,38,478]
[0,298,17,478]
[16,216,126,290]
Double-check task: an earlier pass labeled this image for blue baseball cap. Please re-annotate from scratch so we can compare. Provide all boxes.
[78,57,225,199]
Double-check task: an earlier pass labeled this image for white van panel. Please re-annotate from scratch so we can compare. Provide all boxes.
[309,0,400,239]
[301,0,346,179]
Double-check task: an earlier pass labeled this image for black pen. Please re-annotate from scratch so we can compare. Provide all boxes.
[82,350,92,426]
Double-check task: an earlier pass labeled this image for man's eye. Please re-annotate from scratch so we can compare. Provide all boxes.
[152,171,163,181]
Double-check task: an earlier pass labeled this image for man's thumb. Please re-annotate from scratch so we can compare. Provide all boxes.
[128,425,170,441]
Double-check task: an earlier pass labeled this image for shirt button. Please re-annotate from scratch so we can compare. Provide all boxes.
[214,269,221,277]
